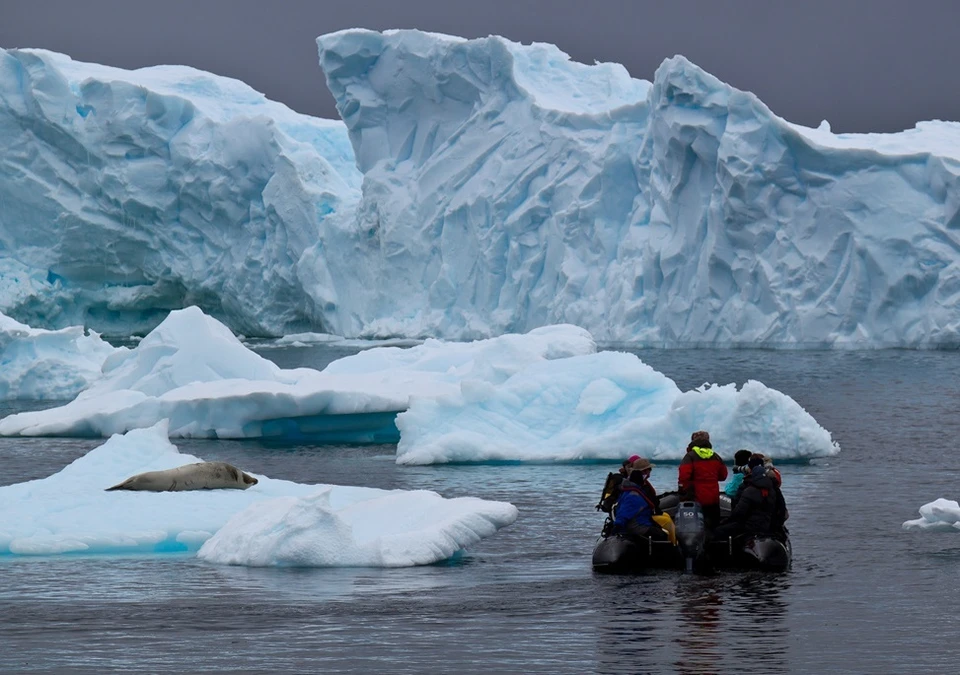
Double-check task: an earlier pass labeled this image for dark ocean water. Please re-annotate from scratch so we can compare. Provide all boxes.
[2,347,960,674]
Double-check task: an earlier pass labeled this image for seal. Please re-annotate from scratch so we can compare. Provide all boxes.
[105,461,259,492]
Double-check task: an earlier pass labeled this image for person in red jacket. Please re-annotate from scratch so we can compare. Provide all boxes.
[678,430,728,529]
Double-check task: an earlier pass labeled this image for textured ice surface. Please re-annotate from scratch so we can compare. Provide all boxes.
[0,310,120,399]
[312,29,960,346]
[6,31,959,346]
[0,421,517,564]
[0,47,360,337]
[198,486,518,567]
[395,350,839,464]
[0,306,594,439]
[0,308,836,463]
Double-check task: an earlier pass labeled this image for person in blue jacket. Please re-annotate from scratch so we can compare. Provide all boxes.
[612,461,667,541]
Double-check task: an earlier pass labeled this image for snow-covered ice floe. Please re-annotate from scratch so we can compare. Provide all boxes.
[902,499,960,532]
[0,311,121,400]
[198,487,517,567]
[0,306,594,441]
[396,350,839,464]
[0,421,517,565]
[0,307,837,462]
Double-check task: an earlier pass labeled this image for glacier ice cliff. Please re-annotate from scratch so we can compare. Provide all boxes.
[0,47,360,337]
[3,32,960,346]
[311,29,960,346]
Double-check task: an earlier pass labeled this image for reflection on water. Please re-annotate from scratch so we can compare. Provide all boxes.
[724,575,790,674]
[590,572,792,675]
[674,582,725,675]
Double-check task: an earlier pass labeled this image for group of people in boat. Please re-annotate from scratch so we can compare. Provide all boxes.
[597,430,789,544]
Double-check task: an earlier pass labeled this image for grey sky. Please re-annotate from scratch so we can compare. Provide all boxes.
[3,0,959,133]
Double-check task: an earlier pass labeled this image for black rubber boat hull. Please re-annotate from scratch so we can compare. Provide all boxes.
[591,533,791,574]
[591,534,681,574]
[592,496,791,574]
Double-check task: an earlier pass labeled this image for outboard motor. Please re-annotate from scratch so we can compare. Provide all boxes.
[673,501,707,573]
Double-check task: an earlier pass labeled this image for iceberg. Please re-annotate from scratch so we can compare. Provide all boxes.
[0,306,595,440]
[902,498,960,532]
[0,310,120,400]
[395,350,838,464]
[311,29,960,346]
[0,420,518,564]
[4,32,960,346]
[0,46,360,337]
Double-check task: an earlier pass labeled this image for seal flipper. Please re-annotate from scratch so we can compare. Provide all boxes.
[105,479,132,491]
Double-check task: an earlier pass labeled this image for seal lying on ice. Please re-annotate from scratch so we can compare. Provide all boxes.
[105,462,259,492]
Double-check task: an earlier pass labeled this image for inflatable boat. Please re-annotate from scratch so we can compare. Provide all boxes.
[592,492,791,574]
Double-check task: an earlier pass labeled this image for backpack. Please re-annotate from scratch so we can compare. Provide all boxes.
[596,472,623,513]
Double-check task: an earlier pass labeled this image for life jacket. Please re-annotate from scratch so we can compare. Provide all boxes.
[621,481,660,513]
[652,513,677,545]
[613,480,658,528]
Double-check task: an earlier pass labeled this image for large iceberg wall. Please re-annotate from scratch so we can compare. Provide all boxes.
[312,29,960,346]
[0,48,360,337]
[5,33,960,346]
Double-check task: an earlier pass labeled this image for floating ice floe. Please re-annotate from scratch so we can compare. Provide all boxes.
[396,350,839,464]
[0,306,595,441]
[0,421,518,565]
[0,307,838,462]
[0,311,121,400]
[198,487,517,567]
[902,499,960,532]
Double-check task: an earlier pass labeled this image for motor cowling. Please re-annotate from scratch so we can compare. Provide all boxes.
[673,501,706,567]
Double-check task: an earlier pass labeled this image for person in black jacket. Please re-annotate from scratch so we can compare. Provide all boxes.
[712,455,777,540]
